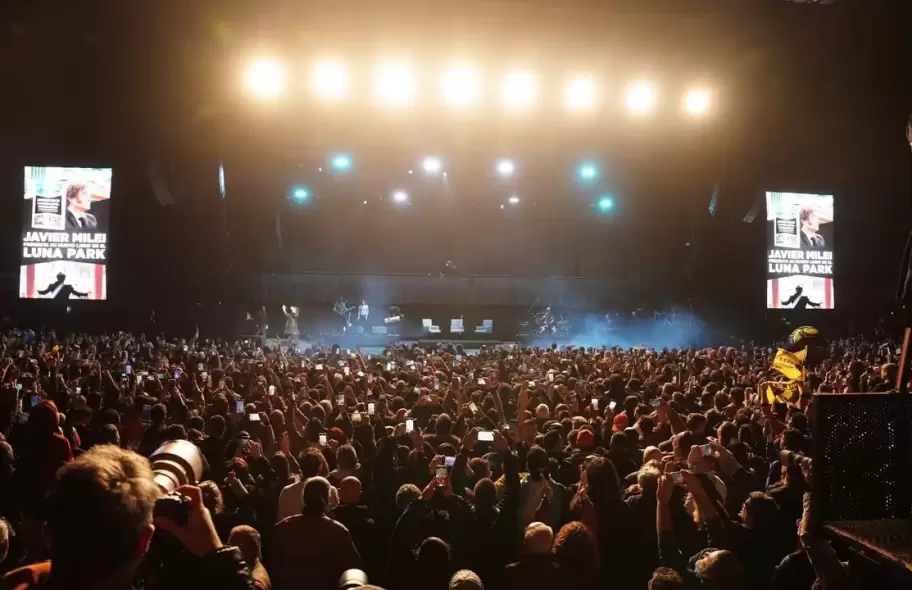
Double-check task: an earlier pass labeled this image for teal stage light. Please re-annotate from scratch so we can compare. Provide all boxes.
[597,195,614,212]
[330,154,352,172]
[577,162,598,181]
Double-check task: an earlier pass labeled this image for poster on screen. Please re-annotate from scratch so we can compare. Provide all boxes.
[19,166,112,300]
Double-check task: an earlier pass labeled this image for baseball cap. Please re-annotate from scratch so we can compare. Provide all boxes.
[612,413,629,432]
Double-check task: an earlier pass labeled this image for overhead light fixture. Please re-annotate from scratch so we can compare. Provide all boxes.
[244,59,285,99]
[684,88,712,117]
[496,159,516,177]
[625,82,656,114]
[422,157,443,174]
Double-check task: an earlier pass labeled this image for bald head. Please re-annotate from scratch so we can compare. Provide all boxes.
[523,522,553,554]
[339,476,362,505]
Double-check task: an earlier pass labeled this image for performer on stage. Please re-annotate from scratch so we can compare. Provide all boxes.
[333,297,354,330]
[282,305,300,344]
[357,300,370,322]
[255,306,268,344]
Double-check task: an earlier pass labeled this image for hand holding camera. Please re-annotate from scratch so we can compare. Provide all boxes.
[154,485,223,557]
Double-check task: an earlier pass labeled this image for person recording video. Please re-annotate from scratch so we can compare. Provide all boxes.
[64,183,98,230]
[37,273,89,300]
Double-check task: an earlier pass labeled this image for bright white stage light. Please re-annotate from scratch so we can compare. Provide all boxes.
[501,71,538,110]
[508,196,520,205]
[374,62,416,106]
[422,157,443,174]
[496,159,515,177]
[244,59,285,99]
[563,77,597,111]
[442,65,481,107]
[684,88,712,116]
[391,190,409,203]
[311,60,349,100]
[625,82,656,114]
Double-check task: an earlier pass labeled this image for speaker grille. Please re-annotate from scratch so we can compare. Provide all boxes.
[813,393,912,524]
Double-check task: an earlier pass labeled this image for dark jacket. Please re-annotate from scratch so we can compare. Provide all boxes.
[504,554,568,590]
[452,449,521,589]
[269,513,360,590]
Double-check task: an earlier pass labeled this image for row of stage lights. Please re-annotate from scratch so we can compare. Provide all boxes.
[244,59,713,117]
[287,155,616,213]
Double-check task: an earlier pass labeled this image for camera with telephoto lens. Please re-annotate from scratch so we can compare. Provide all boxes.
[150,440,205,525]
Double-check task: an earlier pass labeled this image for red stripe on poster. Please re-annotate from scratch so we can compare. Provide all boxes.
[95,264,104,300]
[26,264,35,298]
[825,279,833,309]
[771,278,779,309]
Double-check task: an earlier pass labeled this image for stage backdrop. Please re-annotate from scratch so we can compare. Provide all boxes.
[19,166,112,300]
[766,191,834,310]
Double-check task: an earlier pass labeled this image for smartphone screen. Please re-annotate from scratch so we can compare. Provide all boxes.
[268,385,276,396]
[701,444,713,457]
[343,367,350,376]
[315,364,324,371]
[436,466,448,481]
[445,456,456,467]
[591,398,599,410]
[125,365,132,375]
[468,402,478,414]
[336,395,345,406]
[433,379,440,390]
[609,400,617,411]
[649,398,662,408]
[75,386,82,394]
[319,433,328,445]
[477,430,494,442]
[249,413,261,423]
[235,400,244,413]
[477,378,485,386]
[197,363,204,371]
[405,419,415,433]
[30,395,39,407]
[368,402,375,415]
[667,471,683,484]
[547,373,554,382]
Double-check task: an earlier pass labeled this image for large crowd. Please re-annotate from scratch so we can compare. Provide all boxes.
[0,328,899,590]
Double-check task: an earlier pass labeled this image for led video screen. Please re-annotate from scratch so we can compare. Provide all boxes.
[766,191,833,310]
[20,166,112,300]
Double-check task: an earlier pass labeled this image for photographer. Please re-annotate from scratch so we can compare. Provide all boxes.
[0,445,253,590]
